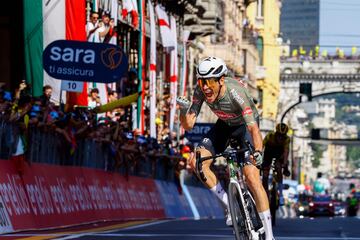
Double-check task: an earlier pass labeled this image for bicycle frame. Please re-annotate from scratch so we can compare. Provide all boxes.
[227,150,260,238]
[269,158,280,226]
[195,141,264,240]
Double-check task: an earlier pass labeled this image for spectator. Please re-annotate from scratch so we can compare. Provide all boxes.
[40,85,53,106]
[123,68,138,96]
[86,12,100,42]
[313,172,330,195]
[9,95,33,175]
[108,90,118,102]
[88,88,101,109]
[0,88,12,116]
[98,11,114,43]
[14,80,30,100]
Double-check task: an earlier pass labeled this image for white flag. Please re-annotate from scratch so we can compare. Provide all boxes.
[149,0,157,138]
[155,5,174,49]
[169,16,178,132]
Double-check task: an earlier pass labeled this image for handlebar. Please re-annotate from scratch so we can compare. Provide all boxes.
[196,140,254,163]
[195,140,254,182]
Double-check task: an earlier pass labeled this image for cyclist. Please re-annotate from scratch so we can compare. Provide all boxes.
[262,123,291,206]
[177,57,274,240]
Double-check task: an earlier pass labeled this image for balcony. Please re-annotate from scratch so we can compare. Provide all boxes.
[256,65,266,79]
[242,26,257,46]
[202,44,243,75]
[254,16,264,30]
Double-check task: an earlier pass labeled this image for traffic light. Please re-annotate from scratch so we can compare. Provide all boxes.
[311,128,320,140]
[300,83,312,101]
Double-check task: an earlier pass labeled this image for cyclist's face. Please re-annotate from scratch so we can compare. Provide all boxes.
[197,77,223,103]
[276,132,286,140]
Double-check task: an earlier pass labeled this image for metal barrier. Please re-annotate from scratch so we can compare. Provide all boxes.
[0,119,16,159]
[0,119,180,181]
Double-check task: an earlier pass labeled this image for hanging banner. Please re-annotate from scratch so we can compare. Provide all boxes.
[122,0,139,27]
[148,0,157,138]
[155,5,174,49]
[43,40,128,83]
[169,16,178,132]
[180,30,190,96]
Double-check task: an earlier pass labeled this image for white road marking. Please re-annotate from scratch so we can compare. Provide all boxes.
[54,220,172,240]
[56,234,360,240]
[276,238,360,240]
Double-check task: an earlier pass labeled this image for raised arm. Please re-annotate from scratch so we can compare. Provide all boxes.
[177,86,204,131]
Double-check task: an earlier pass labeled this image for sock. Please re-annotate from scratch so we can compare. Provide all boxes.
[259,210,274,240]
[210,182,228,208]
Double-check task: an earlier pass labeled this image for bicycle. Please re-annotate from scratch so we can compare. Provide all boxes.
[268,159,280,227]
[196,139,265,240]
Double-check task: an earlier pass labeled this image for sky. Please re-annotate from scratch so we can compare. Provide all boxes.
[320,0,360,54]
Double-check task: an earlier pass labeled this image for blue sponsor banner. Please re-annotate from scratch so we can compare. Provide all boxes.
[185,123,214,144]
[155,180,193,218]
[43,40,128,83]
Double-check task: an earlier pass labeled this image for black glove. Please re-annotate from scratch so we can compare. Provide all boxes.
[283,166,291,177]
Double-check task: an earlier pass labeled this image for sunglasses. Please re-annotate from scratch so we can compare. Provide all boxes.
[197,78,219,88]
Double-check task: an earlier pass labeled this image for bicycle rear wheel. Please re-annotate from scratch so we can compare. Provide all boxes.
[270,183,278,226]
[228,182,249,240]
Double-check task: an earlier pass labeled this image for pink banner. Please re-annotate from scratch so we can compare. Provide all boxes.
[0,160,165,231]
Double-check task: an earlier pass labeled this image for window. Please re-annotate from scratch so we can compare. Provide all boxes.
[257,37,264,65]
[257,0,264,18]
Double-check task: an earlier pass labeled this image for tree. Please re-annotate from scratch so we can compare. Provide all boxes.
[310,143,326,168]
[347,146,360,168]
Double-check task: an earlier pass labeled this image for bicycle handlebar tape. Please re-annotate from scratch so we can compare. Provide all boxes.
[196,151,207,182]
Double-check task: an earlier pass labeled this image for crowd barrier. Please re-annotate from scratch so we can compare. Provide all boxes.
[0,120,178,181]
[0,160,224,233]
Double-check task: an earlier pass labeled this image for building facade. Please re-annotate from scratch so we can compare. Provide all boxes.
[247,0,282,130]
[195,0,260,123]
[280,0,320,52]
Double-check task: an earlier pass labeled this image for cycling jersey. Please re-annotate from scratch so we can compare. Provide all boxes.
[189,77,259,127]
[262,131,290,167]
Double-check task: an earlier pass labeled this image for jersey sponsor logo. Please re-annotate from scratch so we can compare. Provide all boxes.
[237,79,246,87]
[230,89,245,105]
[242,107,253,116]
[213,110,237,119]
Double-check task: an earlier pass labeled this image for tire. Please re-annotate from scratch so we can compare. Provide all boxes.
[270,183,277,226]
[245,192,264,235]
[228,182,249,240]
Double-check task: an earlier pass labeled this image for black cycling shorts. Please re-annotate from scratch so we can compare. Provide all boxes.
[197,119,257,164]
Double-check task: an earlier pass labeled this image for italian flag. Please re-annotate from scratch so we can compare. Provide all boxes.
[24,0,88,107]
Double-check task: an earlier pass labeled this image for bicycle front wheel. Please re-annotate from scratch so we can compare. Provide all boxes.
[228,182,248,240]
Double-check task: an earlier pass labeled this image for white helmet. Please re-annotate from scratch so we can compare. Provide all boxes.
[196,57,228,79]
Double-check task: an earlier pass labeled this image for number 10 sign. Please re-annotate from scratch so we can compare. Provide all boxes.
[61,80,84,93]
